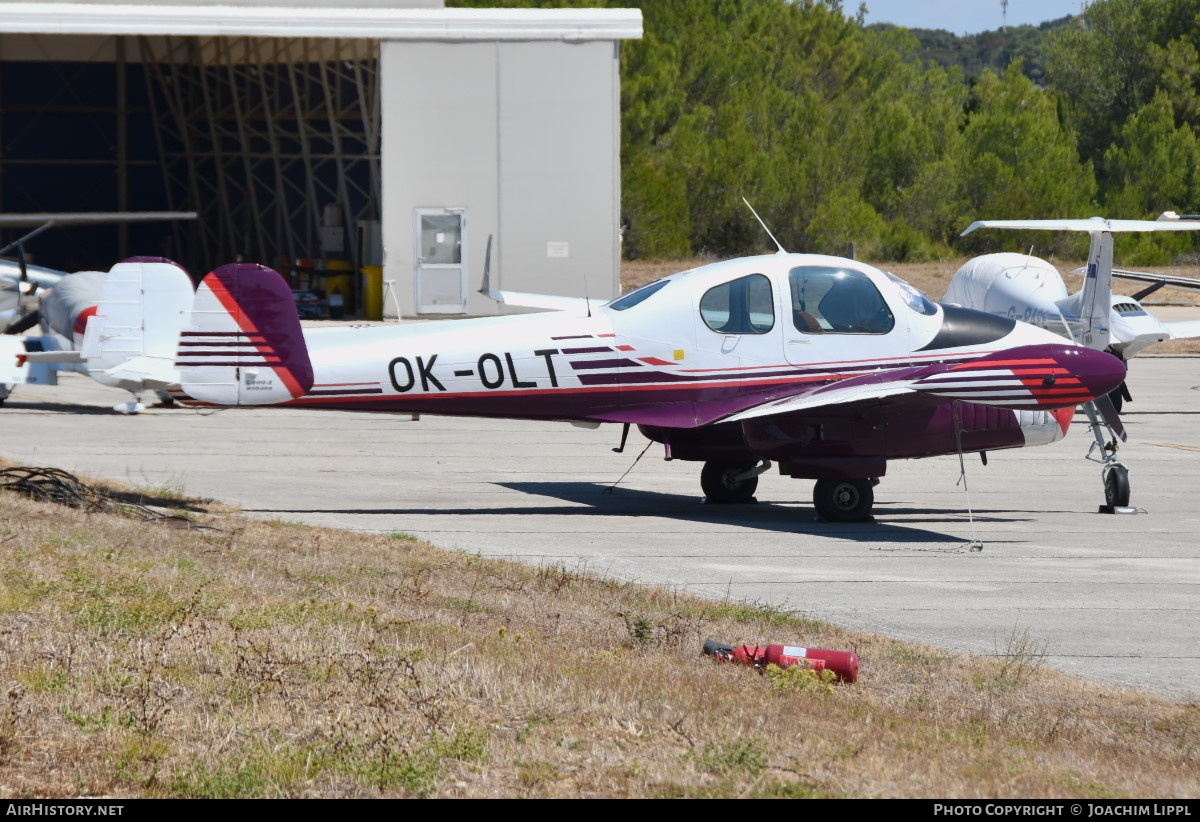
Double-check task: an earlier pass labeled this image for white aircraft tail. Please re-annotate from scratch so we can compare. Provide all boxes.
[79,257,195,388]
[1073,232,1115,350]
[961,215,1200,351]
[178,263,313,405]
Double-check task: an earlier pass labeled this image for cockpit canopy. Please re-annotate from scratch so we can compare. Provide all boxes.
[603,255,939,339]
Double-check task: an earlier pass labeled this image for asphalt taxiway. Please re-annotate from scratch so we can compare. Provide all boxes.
[2,357,1198,699]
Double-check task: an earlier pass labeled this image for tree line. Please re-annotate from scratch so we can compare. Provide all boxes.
[452,0,1200,263]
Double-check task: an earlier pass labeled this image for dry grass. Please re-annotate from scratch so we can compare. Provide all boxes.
[0,474,1197,799]
[623,258,1200,354]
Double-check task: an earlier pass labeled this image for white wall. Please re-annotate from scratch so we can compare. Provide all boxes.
[381,38,620,317]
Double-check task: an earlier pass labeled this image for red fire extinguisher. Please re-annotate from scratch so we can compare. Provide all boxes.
[703,639,859,683]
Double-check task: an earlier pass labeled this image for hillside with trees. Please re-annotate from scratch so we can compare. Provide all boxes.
[451,0,1200,264]
[878,16,1073,87]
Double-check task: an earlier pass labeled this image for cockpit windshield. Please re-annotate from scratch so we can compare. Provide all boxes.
[607,279,669,311]
[884,272,938,316]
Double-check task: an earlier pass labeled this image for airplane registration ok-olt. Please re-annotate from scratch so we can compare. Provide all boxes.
[149,249,1125,522]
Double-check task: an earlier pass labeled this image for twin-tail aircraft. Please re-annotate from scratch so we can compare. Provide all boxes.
[0,213,196,411]
[944,213,1200,411]
[60,237,1127,522]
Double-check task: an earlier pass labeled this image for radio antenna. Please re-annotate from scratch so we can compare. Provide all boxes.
[742,196,787,254]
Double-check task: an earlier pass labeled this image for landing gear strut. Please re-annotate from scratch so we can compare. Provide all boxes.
[701,460,770,504]
[1083,401,1134,513]
[812,478,877,523]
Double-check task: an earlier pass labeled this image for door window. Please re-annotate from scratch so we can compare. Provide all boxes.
[788,266,893,334]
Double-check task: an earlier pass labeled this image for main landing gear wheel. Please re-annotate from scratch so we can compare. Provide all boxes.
[813,478,875,522]
[1103,464,1131,509]
[701,461,759,504]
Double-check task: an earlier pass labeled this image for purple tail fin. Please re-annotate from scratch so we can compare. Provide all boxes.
[178,263,313,405]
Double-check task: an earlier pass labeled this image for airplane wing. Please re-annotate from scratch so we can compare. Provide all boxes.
[586,344,1122,429]
[1110,268,1200,293]
[1105,268,1200,339]
[481,288,601,313]
[476,234,602,313]
[719,372,920,423]
[719,344,1122,425]
[1166,320,1200,340]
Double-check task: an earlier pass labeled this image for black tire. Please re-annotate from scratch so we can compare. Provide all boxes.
[813,478,875,522]
[700,461,759,504]
[1104,465,1130,509]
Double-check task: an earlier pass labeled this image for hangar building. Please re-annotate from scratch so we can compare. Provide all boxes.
[0,1,642,316]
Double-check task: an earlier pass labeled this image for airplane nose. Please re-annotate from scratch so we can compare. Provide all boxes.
[910,343,1127,410]
[1058,345,1126,400]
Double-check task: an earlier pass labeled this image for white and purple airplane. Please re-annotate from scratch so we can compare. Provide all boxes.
[132,247,1129,521]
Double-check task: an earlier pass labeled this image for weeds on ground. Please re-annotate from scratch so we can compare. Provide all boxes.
[0,479,1197,798]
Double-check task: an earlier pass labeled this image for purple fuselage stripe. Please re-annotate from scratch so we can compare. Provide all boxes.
[569,358,640,370]
[561,346,613,354]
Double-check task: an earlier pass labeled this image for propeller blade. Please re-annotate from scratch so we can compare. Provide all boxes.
[1130,281,1167,302]
[3,309,39,335]
[16,241,27,286]
[1091,394,1128,443]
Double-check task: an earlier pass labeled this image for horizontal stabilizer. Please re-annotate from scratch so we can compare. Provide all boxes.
[0,335,28,383]
[962,217,1200,236]
[20,349,83,364]
[101,354,177,388]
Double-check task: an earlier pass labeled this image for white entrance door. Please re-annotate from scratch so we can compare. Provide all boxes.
[415,208,467,314]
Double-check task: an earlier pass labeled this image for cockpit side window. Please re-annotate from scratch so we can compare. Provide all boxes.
[700,273,774,334]
[788,266,894,334]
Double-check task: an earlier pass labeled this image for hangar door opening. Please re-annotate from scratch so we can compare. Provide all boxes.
[414,207,466,314]
[0,34,382,298]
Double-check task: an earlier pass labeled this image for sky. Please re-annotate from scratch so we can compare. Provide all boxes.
[857,0,1090,36]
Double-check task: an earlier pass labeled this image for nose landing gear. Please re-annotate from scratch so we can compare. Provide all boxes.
[1083,400,1135,514]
